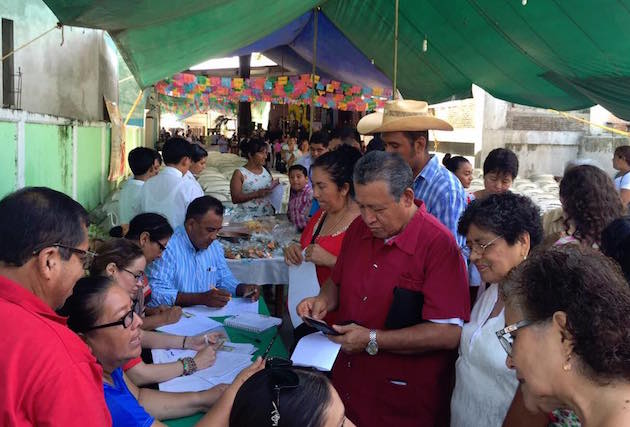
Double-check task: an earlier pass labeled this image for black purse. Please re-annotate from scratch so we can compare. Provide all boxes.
[384,287,425,329]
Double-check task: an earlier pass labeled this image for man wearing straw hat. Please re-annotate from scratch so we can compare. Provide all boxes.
[358,100,467,250]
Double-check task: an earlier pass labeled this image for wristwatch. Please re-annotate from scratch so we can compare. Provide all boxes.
[365,330,378,356]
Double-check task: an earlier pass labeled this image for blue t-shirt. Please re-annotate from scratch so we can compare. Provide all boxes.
[104,368,154,427]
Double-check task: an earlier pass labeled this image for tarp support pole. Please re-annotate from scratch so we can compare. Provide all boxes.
[393,0,399,99]
[124,90,144,126]
[310,8,319,139]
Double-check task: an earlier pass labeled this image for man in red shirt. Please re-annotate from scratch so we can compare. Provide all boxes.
[298,152,470,427]
[0,187,111,426]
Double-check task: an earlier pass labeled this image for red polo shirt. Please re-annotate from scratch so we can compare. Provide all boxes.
[0,275,112,426]
[330,201,470,427]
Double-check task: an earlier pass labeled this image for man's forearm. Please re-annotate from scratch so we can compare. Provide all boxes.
[319,279,339,312]
[377,322,461,355]
[174,292,207,307]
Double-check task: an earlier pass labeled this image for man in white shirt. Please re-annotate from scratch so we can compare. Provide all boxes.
[119,147,159,224]
[140,138,197,228]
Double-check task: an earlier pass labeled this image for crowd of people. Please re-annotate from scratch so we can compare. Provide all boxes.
[1,98,630,427]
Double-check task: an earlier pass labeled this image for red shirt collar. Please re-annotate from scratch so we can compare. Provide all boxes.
[360,200,427,255]
[0,274,69,325]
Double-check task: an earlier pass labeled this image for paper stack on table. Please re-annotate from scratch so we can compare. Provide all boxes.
[155,315,222,336]
[152,347,254,392]
[182,298,259,318]
[291,332,341,371]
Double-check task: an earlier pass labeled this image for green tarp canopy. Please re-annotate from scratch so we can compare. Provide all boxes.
[43,0,630,120]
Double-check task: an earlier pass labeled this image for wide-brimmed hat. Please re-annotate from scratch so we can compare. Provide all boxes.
[357,100,453,134]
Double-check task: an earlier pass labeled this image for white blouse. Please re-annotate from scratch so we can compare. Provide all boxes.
[450,284,518,427]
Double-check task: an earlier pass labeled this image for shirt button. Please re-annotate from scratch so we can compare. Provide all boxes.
[372,264,378,269]
[347,361,351,368]
[362,296,368,302]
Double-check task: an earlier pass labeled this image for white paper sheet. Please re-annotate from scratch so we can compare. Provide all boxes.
[290,332,341,371]
[155,315,223,336]
[267,183,285,213]
[288,260,320,327]
[182,298,260,318]
[158,373,217,392]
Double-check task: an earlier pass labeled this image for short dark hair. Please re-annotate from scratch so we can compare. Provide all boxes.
[403,130,430,151]
[229,368,332,427]
[458,192,543,247]
[128,147,156,176]
[288,164,308,177]
[339,126,360,144]
[614,145,630,165]
[483,148,519,178]
[190,144,208,163]
[313,145,362,197]
[309,130,329,148]
[242,138,267,159]
[502,246,630,382]
[0,187,89,266]
[185,196,224,222]
[153,150,163,166]
[162,137,193,165]
[353,151,413,200]
[89,238,144,276]
[116,213,174,242]
[600,216,630,283]
[559,165,624,246]
[59,275,116,333]
[443,154,471,174]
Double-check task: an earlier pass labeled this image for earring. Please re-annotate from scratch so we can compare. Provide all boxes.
[563,354,572,372]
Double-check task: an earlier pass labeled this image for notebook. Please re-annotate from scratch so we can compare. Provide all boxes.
[224,312,282,333]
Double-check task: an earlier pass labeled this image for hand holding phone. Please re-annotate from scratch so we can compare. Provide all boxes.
[303,316,341,336]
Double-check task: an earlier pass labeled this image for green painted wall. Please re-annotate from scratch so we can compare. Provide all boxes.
[76,126,103,210]
[24,123,73,194]
[0,122,17,198]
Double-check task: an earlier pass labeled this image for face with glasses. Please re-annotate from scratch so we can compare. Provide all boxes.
[465,224,530,284]
[107,255,147,299]
[501,305,567,414]
[137,231,170,264]
[82,285,143,369]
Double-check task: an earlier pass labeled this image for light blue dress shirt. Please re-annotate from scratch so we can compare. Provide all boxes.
[146,226,239,307]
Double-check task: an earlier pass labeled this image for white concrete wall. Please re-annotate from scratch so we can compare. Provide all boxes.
[0,0,118,121]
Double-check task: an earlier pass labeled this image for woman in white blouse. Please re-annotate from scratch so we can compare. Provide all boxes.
[450,192,543,427]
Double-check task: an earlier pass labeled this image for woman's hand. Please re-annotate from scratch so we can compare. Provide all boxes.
[255,187,273,198]
[193,346,217,370]
[283,244,304,265]
[186,332,225,350]
[304,244,336,267]
[156,306,182,325]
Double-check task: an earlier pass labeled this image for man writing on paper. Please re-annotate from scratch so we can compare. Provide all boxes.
[0,187,111,426]
[297,152,470,427]
[147,195,260,308]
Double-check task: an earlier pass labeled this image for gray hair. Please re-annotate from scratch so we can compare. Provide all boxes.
[353,151,413,199]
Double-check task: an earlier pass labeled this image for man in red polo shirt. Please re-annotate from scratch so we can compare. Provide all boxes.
[0,187,111,426]
[298,152,470,427]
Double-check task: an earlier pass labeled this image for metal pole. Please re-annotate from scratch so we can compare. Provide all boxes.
[124,89,144,126]
[393,0,399,99]
[309,8,318,139]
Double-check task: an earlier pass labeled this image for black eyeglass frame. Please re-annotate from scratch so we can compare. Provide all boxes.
[120,267,146,282]
[85,301,137,331]
[495,319,532,356]
[32,243,97,270]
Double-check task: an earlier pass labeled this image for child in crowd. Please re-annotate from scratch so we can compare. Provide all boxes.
[119,147,159,224]
[287,164,313,232]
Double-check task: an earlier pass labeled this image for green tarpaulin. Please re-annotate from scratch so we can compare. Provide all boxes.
[43,0,630,119]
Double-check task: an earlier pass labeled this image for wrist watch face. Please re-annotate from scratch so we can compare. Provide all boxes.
[366,336,378,355]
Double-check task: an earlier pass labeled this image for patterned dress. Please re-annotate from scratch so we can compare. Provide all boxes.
[234,166,274,219]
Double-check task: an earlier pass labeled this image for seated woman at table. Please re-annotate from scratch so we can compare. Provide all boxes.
[60,275,265,427]
[230,138,279,218]
[228,364,356,427]
[499,246,630,427]
[91,238,219,387]
[111,212,179,326]
[284,145,362,335]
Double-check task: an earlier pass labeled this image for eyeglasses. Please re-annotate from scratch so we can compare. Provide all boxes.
[32,243,97,270]
[466,235,503,256]
[86,302,137,331]
[121,267,146,282]
[268,362,300,427]
[495,320,532,356]
[152,239,167,252]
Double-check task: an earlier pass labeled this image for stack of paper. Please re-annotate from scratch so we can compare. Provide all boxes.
[152,347,253,392]
[291,332,341,371]
[155,315,222,336]
[182,298,259,318]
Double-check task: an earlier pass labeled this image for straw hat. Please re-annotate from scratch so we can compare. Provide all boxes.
[357,100,453,134]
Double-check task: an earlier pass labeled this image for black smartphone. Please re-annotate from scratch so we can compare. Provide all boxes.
[303,316,341,336]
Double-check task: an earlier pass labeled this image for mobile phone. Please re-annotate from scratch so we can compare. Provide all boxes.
[303,316,340,336]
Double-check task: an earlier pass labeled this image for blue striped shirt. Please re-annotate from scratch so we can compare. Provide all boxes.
[413,155,467,251]
[146,226,239,307]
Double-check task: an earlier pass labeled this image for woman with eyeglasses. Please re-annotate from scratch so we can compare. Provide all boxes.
[111,213,180,327]
[91,238,220,388]
[229,361,356,427]
[499,246,630,427]
[60,275,265,427]
[450,193,543,427]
